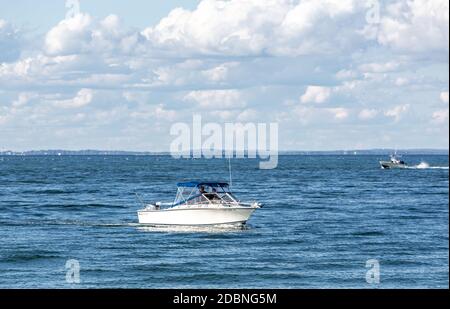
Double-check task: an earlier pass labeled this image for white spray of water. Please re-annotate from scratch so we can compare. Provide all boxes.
[416,161,430,169]
[408,161,449,170]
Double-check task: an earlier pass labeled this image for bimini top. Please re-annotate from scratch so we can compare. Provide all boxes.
[176,181,229,188]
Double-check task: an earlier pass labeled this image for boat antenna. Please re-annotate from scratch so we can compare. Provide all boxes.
[228,156,232,190]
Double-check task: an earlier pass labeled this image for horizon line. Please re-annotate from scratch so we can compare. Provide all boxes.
[0,148,448,154]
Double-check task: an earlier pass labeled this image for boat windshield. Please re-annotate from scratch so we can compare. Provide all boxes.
[173,182,238,206]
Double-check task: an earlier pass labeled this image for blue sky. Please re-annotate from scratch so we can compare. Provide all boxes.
[0,0,448,151]
[0,0,200,32]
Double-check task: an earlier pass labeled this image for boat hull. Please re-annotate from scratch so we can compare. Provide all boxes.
[379,161,407,169]
[137,207,257,226]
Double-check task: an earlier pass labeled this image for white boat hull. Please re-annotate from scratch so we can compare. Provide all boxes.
[137,206,257,226]
[379,161,407,169]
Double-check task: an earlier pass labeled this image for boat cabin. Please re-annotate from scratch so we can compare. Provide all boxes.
[390,155,405,165]
[173,181,239,206]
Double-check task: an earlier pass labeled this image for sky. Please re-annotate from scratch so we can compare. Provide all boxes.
[0,0,448,151]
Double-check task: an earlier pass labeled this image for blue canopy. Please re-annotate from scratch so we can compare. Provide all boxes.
[177,181,229,188]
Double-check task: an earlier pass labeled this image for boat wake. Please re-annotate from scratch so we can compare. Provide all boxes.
[2,219,140,228]
[407,161,449,170]
[136,223,250,233]
[3,218,250,233]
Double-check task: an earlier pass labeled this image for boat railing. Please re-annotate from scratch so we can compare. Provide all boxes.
[164,191,242,208]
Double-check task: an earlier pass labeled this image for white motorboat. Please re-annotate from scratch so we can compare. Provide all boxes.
[137,181,261,226]
[379,154,407,169]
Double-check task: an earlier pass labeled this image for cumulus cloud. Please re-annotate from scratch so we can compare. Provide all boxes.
[45,13,142,56]
[440,91,449,104]
[432,109,449,124]
[292,105,350,124]
[152,104,178,121]
[0,0,448,150]
[204,108,258,122]
[208,110,237,121]
[236,108,259,122]
[12,92,37,107]
[141,0,370,57]
[300,86,331,104]
[183,89,246,109]
[45,14,92,55]
[201,62,238,82]
[54,88,94,108]
[433,92,449,124]
[359,61,400,73]
[395,77,409,87]
[375,0,449,54]
[385,104,410,121]
[358,108,378,120]
[336,69,358,81]
[141,1,285,56]
[139,0,448,58]
[2,1,447,91]
[327,107,349,120]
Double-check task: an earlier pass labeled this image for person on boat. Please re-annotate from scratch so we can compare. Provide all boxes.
[197,185,207,203]
[199,186,206,194]
[211,188,219,200]
[204,188,218,201]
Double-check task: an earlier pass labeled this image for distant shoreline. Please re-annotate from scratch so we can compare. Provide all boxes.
[0,149,448,156]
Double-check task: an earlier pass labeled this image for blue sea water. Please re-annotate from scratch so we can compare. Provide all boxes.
[0,155,448,288]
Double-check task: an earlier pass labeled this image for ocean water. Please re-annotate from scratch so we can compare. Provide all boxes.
[0,155,448,288]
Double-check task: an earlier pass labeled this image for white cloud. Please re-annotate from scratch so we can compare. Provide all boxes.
[202,66,228,82]
[440,91,449,104]
[142,0,369,57]
[375,0,449,53]
[45,13,141,56]
[122,91,149,104]
[276,0,364,55]
[45,14,93,55]
[201,62,238,82]
[395,77,409,86]
[327,107,349,120]
[0,20,7,31]
[432,109,449,124]
[141,1,286,56]
[336,69,358,80]
[385,104,410,121]
[0,57,31,77]
[359,61,399,73]
[12,92,36,107]
[183,89,246,110]
[0,54,79,80]
[1,1,449,150]
[291,105,350,125]
[237,108,259,122]
[0,104,9,124]
[208,110,237,121]
[54,88,94,108]
[300,86,331,104]
[152,104,178,121]
[358,108,378,120]
[150,60,205,87]
[142,0,450,58]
